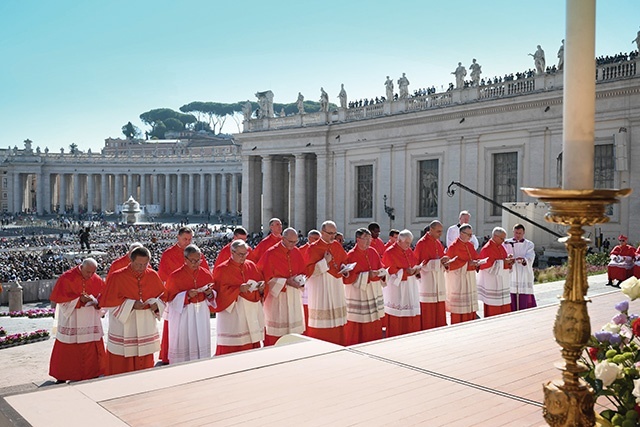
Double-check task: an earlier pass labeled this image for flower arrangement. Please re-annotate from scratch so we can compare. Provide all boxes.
[0,308,55,318]
[0,329,49,349]
[582,277,640,426]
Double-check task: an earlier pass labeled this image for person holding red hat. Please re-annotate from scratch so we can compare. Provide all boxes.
[607,234,635,287]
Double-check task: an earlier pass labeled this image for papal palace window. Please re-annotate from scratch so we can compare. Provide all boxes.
[356,164,373,218]
[492,152,518,216]
[595,144,615,215]
[594,144,615,189]
[418,159,439,217]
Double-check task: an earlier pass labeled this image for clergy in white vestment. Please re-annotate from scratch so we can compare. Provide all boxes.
[503,224,537,311]
[446,210,479,250]
[165,244,216,364]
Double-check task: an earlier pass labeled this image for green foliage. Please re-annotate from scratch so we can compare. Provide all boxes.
[149,121,167,139]
[121,121,141,139]
[139,108,196,139]
[193,121,212,132]
[587,252,612,267]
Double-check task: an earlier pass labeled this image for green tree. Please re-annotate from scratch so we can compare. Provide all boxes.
[139,108,196,138]
[121,121,141,139]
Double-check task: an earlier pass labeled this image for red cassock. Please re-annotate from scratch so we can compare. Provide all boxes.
[608,244,635,282]
[445,239,479,324]
[257,243,306,346]
[166,265,215,305]
[106,253,131,281]
[247,233,282,264]
[370,237,386,258]
[304,239,348,346]
[158,244,210,363]
[212,259,263,355]
[478,240,511,317]
[413,234,447,329]
[49,267,106,382]
[381,244,421,337]
[214,242,253,269]
[100,266,166,375]
[343,246,384,345]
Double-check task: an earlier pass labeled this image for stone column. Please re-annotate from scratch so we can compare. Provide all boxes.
[199,173,206,214]
[43,172,51,215]
[87,173,95,214]
[12,173,21,214]
[294,154,306,231]
[230,173,238,215]
[177,173,183,214]
[114,173,122,208]
[188,174,195,215]
[153,174,159,207]
[36,172,44,215]
[210,174,217,214]
[262,156,273,233]
[315,153,327,225]
[164,174,172,214]
[140,174,147,206]
[221,174,228,214]
[101,173,107,212]
[72,173,80,214]
[127,174,133,199]
[59,174,67,214]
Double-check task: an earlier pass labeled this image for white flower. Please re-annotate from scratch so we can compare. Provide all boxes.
[633,379,640,403]
[621,277,640,300]
[602,323,621,334]
[595,360,623,387]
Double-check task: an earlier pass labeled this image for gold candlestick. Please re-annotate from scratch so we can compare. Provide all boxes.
[522,187,632,427]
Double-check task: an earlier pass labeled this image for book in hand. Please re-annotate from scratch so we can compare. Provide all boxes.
[293,275,307,286]
[477,257,489,265]
[247,280,264,292]
[339,263,357,275]
[83,294,99,307]
[195,284,213,293]
[443,256,458,265]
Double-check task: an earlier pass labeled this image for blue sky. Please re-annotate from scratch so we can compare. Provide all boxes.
[1,0,638,153]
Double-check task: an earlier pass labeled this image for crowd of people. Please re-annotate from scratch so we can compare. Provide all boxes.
[42,211,539,385]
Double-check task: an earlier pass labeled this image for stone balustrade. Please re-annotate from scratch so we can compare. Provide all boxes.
[0,279,56,305]
[244,57,638,133]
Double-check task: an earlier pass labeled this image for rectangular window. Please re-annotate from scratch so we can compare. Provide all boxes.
[356,165,373,218]
[2,178,6,189]
[594,144,614,188]
[595,144,615,215]
[492,152,518,216]
[418,159,439,217]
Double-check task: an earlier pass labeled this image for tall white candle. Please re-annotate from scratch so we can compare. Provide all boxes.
[562,0,596,190]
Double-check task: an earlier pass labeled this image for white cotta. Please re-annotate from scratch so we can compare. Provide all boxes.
[263,277,305,337]
[167,291,215,363]
[216,294,265,346]
[344,272,385,323]
[445,268,478,314]
[477,260,511,306]
[107,298,165,357]
[503,239,536,294]
[419,259,447,303]
[382,274,420,317]
[54,299,103,344]
[306,258,347,328]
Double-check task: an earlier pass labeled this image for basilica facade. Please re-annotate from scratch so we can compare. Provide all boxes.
[237,58,639,241]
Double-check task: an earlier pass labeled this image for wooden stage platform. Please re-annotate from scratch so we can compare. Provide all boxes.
[4,290,627,426]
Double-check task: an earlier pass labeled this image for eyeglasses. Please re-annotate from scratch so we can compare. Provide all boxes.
[323,231,337,236]
[460,231,472,236]
[186,257,201,264]
[232,250,248,257]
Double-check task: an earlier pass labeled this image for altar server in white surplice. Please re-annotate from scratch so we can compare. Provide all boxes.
[503,224,537,311]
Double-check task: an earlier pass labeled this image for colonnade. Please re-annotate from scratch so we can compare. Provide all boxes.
[242,153,318,233]
[8,170,241,216]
